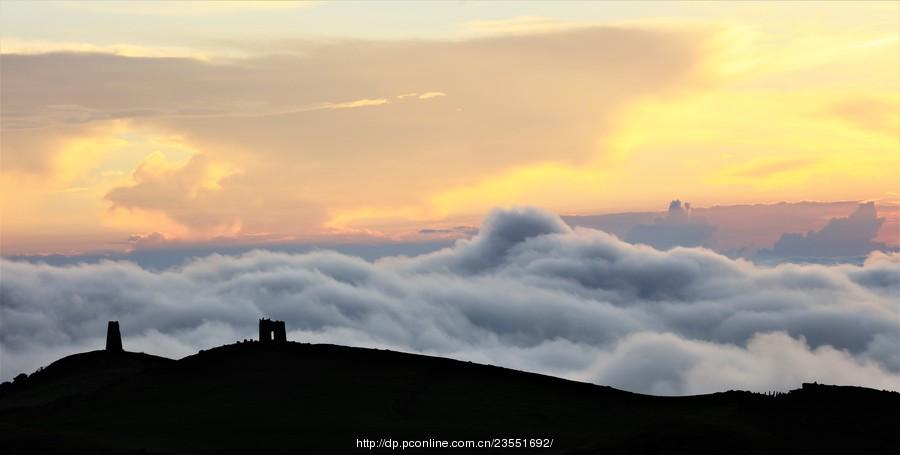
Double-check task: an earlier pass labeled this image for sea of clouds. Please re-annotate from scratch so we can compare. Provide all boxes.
[2,207,898,395]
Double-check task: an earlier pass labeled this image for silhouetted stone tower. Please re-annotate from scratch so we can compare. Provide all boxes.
[106,321,123,351]
[259,318,286,343]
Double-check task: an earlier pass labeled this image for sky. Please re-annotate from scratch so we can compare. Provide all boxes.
[1,2,899,394]
[1,1,898,255]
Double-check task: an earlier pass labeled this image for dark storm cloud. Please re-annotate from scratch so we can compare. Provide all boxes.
[2,208,898,394]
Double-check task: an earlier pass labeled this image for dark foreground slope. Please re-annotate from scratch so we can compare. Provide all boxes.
[1,342,897,454]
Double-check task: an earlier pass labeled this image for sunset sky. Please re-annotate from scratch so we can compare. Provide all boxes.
[1,1,898,255]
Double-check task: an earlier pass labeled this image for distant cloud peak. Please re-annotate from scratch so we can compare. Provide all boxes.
[765,202,887,259]
[624,199,715,250]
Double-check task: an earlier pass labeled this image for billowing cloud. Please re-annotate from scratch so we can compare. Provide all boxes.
[591,331,900,396]
[763,202,888,259]
[2,207,898,395]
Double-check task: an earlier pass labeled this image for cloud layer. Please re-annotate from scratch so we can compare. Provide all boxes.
[2,208,898,395]
[765,202,887,259]
[624,199,715,250]
[565,200,899,257]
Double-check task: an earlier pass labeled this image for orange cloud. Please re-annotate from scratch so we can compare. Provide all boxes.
[105,152,243,234]
[2,10,897,252]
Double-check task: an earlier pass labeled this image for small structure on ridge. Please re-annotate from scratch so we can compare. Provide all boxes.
[106,321,123,352]
[259,318,286,343]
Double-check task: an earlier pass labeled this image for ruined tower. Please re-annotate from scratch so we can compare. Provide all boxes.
[106,321,123,351]
[259,318,287,343]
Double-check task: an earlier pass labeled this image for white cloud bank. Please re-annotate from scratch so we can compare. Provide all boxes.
[2,207,899,395]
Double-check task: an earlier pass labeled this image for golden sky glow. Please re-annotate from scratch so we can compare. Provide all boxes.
[0,1,898,254]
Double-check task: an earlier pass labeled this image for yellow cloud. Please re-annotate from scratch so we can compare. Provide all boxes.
[50,123,131,185]
[829,96,900,136]
[326,162,609,231]
[0,122,143,251]
[3,6,898,251]
[0,38,214,60]
[104,149,243,234]
[606,88,898,204]
[326,18,899,232]
[418,92,446,100]
[461,16,592,36]
[428,163,607,218]
[62,1,314,16]
[0,121,240,252]
[101,206,193,240]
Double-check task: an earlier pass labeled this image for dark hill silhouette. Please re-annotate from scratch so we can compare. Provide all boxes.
[1,341,898,454]
[0,350,173,409]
